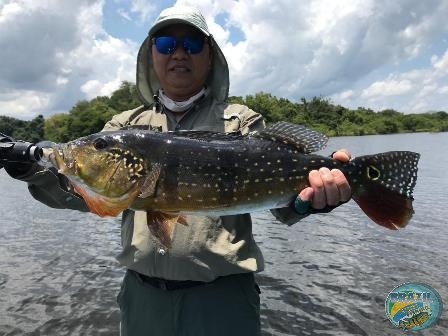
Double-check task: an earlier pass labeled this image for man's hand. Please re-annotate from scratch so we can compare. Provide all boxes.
[299,149,352,210]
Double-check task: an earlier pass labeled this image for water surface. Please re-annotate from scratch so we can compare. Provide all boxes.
[1,132,447,335]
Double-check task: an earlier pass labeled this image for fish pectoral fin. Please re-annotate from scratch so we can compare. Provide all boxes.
[146,212,187,248]
[139,163,162,198]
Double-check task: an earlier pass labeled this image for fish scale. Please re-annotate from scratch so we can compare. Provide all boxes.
[51,121,421,248]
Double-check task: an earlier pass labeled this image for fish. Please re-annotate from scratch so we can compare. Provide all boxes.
[398,311,431,329]
[50,121,420,248]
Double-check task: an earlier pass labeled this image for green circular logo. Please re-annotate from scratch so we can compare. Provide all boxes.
[385,282,443,330]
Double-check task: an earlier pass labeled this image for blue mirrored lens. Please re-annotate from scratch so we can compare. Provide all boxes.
[154,36,176,54]
[182,36,204,54]
[154,36,205,54]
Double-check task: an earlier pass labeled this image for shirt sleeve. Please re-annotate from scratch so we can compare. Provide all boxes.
[6,165,89,212]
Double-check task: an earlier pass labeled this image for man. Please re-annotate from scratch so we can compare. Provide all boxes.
[5,6,351,336]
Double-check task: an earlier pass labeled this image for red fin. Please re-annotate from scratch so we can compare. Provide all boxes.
[177,215,188,226]
[352,184,414,230]
[348,151,419,229]
[146,212,188,248]
[72,183,134,217]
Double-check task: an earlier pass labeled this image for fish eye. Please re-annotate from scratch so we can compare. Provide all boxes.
[367,165,380,180]
[93,138,109,150]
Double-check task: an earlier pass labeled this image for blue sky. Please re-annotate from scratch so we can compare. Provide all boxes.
[1,0,447,120]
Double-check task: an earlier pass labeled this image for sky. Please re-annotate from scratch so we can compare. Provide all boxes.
[1,0,448,120]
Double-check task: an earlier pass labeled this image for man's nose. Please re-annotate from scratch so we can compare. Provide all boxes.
[171,42,188,58]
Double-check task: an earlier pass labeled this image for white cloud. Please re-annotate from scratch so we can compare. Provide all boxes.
[0,90,51,119]
[1,0,448,119]
[117,8,132,21]
[172,0,448,112]
[129,0,156,23]
[334,90,355,101]
[331,47,448,112]
[361,79,413,98]
[115,0,157,24]
[0,0,137,119]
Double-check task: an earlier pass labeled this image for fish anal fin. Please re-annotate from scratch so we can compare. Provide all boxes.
[352,184,414,230]
[146,212,188,248]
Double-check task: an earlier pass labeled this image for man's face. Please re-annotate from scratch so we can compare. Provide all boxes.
[152,24,211,101]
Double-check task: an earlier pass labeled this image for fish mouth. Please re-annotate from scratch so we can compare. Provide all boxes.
[52,144,76,174]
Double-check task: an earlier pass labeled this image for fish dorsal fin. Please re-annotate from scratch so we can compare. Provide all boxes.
[253,121,328,153]
[172,130,244,142]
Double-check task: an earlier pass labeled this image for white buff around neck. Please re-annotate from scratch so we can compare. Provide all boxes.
[158,87,208,112]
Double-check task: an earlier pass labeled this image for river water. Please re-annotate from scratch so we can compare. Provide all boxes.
[0,132,447,336]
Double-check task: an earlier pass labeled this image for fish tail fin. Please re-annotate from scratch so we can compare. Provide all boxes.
[345,151,420,230]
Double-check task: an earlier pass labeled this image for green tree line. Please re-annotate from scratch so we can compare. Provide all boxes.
[1,82,447,143]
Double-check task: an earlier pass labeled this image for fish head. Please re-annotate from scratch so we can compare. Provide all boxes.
[52,132,147,216]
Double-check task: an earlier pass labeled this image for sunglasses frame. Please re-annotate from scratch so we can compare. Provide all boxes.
[151,35,209,55]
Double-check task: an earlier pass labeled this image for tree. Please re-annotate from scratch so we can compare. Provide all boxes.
[109,81,142,111]
[44,113,72,142]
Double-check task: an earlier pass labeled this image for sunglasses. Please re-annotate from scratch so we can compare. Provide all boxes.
[152,35,207,55]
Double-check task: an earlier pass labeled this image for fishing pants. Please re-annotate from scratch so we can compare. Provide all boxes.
[118,269,261,336]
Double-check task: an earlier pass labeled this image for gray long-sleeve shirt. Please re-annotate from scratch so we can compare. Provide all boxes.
[13,95,306,281]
